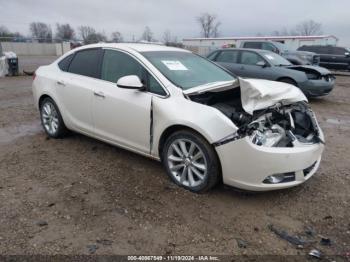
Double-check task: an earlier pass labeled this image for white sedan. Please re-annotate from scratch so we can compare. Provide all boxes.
[32,43,324,192]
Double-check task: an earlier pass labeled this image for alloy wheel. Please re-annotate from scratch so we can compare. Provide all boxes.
[41,102,59,136]
[166,138,208,188]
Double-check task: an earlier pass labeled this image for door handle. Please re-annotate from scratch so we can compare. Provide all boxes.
[57,81,65,86]
[93,91,105,98]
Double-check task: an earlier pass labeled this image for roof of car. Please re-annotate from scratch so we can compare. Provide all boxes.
[215,48,273,54]
[74,43,190,53]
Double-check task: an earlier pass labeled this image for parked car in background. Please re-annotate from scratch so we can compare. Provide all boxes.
[298,45,350,71]
[207,48,335,97]
[33,43,325,192]
[240,40,320,66]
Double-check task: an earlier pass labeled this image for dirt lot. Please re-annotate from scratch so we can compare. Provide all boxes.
[0,74,349,258]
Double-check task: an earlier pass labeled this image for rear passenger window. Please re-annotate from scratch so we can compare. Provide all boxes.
[68,49,102,78]
[216,51,239,63]
[318,46,330,54]
[58,54,73,72]
[333,47,347,55]
[241,51,265,65]
[243,42,262,49]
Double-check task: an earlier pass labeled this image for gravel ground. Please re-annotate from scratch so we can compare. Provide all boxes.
[0,75,349,258]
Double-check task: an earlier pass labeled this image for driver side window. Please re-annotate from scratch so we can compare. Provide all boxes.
[240,51,265,65]
[101,49,166,96]
[101,49,144,83]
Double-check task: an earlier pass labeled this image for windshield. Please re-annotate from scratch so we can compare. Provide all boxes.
[261,52,292,66]
[273,42,288,52]
[142,51,236,90]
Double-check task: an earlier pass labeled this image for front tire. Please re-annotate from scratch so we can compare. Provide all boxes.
[162,130,220,193]
[40,97,68,138]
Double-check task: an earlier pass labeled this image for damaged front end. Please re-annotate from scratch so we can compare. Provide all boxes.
[185,78,324,191]
[232,101,324,148]
[187,78,324,149]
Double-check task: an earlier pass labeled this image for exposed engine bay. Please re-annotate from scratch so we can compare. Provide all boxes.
[189,87,324,147]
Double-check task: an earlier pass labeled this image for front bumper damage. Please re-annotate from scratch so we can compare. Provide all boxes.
[215,136,324,191]
[213,88,325,191]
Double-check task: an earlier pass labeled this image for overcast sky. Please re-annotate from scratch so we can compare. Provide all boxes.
[0,0,349,46]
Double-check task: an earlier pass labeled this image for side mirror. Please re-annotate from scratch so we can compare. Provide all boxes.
[117,75,145,90]
[345,52,350,57]
[256,61,267,67]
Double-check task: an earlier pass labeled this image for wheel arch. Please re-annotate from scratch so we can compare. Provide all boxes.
[276,77,298,87]
[38,94,52,109]
[158,124,223,183]
[38,94,69,129]
[157,124,222,181]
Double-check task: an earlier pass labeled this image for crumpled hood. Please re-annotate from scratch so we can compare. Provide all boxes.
[286,65,331,75]
[240,78,308,115]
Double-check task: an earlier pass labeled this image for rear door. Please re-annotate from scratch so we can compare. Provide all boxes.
[317,46,333,68]
[56,48,103,134]
[328,47,349,70]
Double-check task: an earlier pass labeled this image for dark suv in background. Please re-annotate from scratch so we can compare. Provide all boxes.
[298,45,350,71]
[240,41,320,66]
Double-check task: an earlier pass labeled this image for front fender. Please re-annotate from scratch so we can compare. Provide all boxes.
[276,67,308,83]
[151,96,237,157]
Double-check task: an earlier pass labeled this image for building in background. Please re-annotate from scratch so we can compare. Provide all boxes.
[183,35,338,56]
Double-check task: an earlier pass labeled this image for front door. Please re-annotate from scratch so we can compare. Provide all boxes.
[238,50,273,80]
[92,49,152,153]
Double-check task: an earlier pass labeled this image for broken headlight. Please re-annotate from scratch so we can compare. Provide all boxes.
[250,124,285,147]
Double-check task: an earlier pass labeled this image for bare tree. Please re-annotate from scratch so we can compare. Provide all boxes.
[295,20,322,36]
[78,26,107,44]
[78,26,96,43]
[0,26,23,41]
[162,30,181,47]
[196,13,221,38]
[85,32,106,44]
[111,31,123,43]
[55,23,75,41]
[29,22,52,42]
[163,30,172,44]
[141,26,154,42]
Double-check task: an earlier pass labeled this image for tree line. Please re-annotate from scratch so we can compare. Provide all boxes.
[0,15,323,45]
[0,22,182,46]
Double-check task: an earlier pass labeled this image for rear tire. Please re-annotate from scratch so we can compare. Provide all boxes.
[40,97,68,138]
[162,130,220,193]
[278,78,298,86]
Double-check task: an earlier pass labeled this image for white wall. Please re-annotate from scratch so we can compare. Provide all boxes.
[184,36,339,55]
[0,42,71,56]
